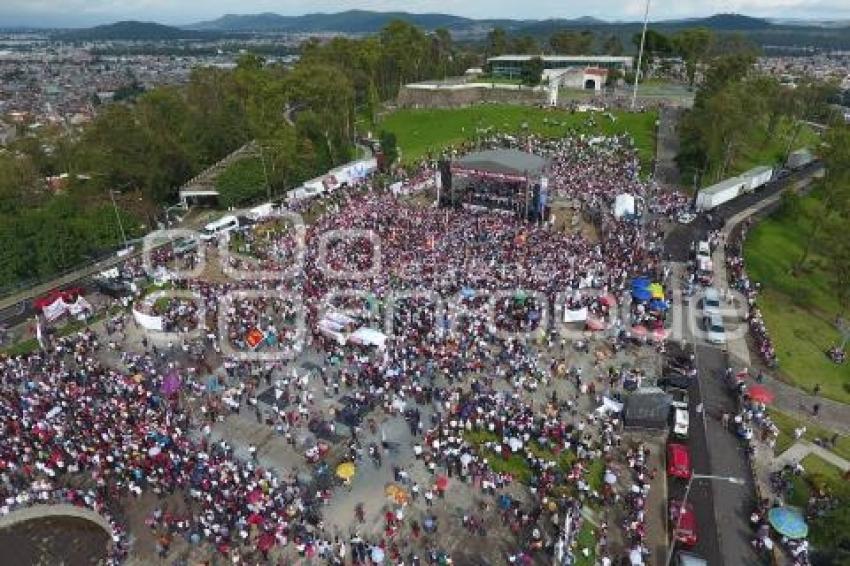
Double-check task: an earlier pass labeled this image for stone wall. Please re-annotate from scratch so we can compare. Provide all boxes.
[0,503,114,536]
[397,86,545,109]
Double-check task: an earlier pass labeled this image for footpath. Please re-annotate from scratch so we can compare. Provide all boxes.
[714,180,850,435]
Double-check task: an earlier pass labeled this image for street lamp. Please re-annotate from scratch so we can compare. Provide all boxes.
[109,189,128,250]
[631,0,652,110]
[665,474,746,566]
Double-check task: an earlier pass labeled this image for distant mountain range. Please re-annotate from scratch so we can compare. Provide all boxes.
[53,12,850,50]
[60,21,210,40]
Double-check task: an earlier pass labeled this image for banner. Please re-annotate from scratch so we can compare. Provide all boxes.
[563,307,589,323]
[65,296,92,317]
[133,309,164,332]
[43,298,67,322]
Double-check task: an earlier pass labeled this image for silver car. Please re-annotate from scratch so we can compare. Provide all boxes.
[705,314,726,345]
[702,287,722,317]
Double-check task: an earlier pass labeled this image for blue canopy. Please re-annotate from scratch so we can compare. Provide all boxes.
[632,288,652,302]
[768,507,808,539]
[632,277,651,290]
[649,299,669,311]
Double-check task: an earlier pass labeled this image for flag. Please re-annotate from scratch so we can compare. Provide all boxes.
[246,328,265,350]
[35,316,46,351]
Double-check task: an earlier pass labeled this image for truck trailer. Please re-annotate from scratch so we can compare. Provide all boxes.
[695,176,748,211]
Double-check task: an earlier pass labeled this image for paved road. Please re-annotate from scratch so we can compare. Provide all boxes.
[655,106,683,186]
[694,343,762,566]
[664,163,824,262]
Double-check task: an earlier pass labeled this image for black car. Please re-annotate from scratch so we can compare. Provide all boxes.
[657,374,692,391]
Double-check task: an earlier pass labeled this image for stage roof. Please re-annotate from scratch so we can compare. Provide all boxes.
[451,149,549,181]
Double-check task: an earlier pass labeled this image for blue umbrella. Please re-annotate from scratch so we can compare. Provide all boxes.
[632,288,652,302]
[649,299,669,311]
[768,507,808,539]
[632,277,651,290]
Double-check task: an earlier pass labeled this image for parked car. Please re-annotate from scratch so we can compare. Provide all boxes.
[669,500,698,546]
[658,374,692,391]
[172,237,198,255]
[701,287,722,317]
[671,407,690,439]
[200,215,240,241]
[675,551,708,566]
[704,313,726,345]
[667,443,692,479]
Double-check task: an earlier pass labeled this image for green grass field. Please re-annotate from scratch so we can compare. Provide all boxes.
[732,120,820,176]
[769,408,850,460]
[744,194,850,404]
[378,104,658,170]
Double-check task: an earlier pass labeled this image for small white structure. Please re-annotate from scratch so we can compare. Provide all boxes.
[614,193,636,218]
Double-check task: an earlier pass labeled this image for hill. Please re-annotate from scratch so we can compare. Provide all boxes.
[60,20,209,40]
[189,10,485,32]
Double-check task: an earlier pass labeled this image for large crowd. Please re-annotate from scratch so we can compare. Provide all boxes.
[0,130,699,564]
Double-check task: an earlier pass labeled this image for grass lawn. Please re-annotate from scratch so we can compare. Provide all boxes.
[733,120,820,175]
[573,520,598,566]
[769,409,850,461]
[378,104,657,170]
[744,194,850,404]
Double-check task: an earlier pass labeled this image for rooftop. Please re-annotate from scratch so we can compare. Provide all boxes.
[452,149,549,179]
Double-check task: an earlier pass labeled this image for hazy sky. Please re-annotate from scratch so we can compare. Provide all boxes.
[2,0,849,27]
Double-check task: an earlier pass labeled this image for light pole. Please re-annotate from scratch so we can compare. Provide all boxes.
[631,0,652,111]
[109,189,128,250]
[665,474,745,566]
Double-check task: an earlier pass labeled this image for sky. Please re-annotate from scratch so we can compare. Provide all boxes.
[1,0,849,28]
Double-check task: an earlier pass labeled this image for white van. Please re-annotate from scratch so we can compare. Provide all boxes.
[200,215,239,241]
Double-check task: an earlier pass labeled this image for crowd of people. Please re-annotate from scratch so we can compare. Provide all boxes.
[0,128,701,565]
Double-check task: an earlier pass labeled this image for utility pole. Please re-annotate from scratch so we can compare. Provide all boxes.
[631,0,652,111]
[109,190,128,250]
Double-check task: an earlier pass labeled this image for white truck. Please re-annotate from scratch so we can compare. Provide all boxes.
[695,176,748,211]
[738,166,773,193]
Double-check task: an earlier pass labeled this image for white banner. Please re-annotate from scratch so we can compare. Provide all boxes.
[43,298,67,322]
[65,296,92,316]
[133,309,164,332]
[563,307,589,323]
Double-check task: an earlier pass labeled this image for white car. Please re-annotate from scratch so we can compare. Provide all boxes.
[677,212,697,225]
[672,407,690,438]
[702,287,722,317]
[705,314,726,345]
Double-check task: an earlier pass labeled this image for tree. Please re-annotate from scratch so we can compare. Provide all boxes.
[511,36,539,55]
[549,30,594,55]
[672,28,714,87]
[602,34,624,55]
[485,27,509,58]
[378,131,398,170]
[520,56,545,86]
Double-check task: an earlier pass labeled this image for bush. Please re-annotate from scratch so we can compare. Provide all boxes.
[216,158,267,208]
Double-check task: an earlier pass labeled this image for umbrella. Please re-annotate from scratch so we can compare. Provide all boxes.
[600,294,617,307]
[747,384,775,405]
[629,548,644,565]
[335,462,356,481]
[385,484,409,504]
[649,283,664,299]
[604,471,617,485]
[768,507,808,539]
[371,546,385,563]
[258,532,276,552]
[632,288,652,302]
[632,277,651,290]
[161,370,181,396]
[435,475,449,491]
[460,287,476,298]
[648,299,669,312]
[586,318,606,331]
[148,445,161,457]
[248,513,264,525]
[630,325,648,337]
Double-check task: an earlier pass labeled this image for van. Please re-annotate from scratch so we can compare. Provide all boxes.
[200,215,239,241]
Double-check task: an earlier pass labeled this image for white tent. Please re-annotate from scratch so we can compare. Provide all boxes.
[348,327,388,350]
[614,193,636,219]
[563,306,589,323]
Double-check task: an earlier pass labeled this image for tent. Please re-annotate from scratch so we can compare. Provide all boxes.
[349,327,388,350]
[614,193,636,219]
[623,390,672,430]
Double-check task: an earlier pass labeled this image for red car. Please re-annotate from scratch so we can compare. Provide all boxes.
[669,499,698,546]
[667,443,692,479]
